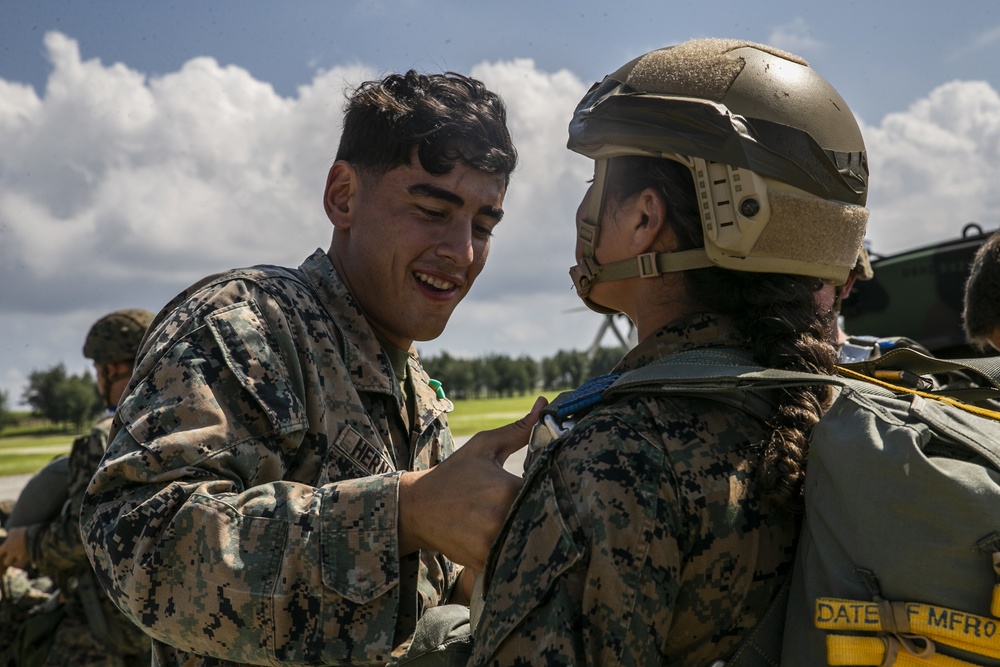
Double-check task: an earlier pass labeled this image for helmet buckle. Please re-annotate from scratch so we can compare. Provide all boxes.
[637,252,660,278]
[578,219,600,250]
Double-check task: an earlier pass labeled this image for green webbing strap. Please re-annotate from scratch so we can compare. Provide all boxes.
[842,348,1000,404]
[837,366,1000,423]
[592,247,716,284]
[608,347,1000,407]
[843,348,1000,388]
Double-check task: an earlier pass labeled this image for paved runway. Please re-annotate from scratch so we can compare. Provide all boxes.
[0,473,32,502]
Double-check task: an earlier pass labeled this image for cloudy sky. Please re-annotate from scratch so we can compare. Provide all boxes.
[3,1,1000,407]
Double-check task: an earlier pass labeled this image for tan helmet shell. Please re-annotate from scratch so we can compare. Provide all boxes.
[568,38,870,288]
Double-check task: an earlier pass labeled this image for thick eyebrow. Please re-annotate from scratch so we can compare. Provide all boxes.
[408,183,504,221]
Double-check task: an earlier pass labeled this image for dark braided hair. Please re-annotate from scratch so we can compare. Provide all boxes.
[335,70,517,186]
[605,156,837,508]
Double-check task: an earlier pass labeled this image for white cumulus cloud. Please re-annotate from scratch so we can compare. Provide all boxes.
[3,32,1000,408]
[863,79,1000,255]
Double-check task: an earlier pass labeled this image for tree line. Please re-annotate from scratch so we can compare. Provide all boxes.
[0,346,629,432]
[1,364,102,432]
[421,345,626,400]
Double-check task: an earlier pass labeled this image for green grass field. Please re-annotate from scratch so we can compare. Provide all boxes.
[0,430,81,476]
[446,393,556,436]
[0,393,556,477]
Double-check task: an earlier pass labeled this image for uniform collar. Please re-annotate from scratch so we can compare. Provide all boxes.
[299,249,397,394]
[616,313,745,372]
[299,249,452,420]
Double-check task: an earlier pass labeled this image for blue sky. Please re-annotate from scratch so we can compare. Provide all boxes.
[3,0,1000,406]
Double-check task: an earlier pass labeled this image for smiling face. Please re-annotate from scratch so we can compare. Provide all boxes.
[325,154,506,349]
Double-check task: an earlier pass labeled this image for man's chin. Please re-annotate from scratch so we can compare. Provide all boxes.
[412,326,448,344]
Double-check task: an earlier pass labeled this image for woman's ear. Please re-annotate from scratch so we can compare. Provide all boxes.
[323,161,358,229]
[629,188,670,253]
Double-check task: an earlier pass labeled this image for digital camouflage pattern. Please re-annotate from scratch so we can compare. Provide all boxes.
[471,314,798,667]
[0,564,54,665]
[81,249,459,666]
[1,415,151,667]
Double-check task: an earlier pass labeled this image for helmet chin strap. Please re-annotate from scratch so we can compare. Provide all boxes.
[568,158,714,315]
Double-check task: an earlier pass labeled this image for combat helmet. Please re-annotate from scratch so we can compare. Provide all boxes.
[567,38,870,312]
[83,308,155,366]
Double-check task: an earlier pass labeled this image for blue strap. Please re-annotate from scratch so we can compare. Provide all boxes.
[552,373,621,421]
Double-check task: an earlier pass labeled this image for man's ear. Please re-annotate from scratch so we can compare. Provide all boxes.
[629,188,669,254]
[324,161,358,229]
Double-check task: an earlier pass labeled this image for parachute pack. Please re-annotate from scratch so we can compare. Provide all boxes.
[590,346,1000,666]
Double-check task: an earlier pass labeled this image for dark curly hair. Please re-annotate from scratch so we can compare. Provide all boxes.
[604,156,837,508]
[335,70,517,186]
[963,230,1000,350]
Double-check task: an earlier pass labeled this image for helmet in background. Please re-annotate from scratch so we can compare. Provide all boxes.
[83,308,155,366]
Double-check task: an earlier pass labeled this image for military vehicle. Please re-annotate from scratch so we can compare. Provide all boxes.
[841,223,998,358]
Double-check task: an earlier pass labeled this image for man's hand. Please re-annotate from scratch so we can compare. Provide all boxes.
[399,396,547,571]
[0,525,29,571]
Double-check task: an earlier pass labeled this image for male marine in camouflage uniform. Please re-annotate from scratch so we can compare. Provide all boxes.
[471,39,870,665]
[0,309,154,666]
[963,230,1000,351]
[81,71,541,666]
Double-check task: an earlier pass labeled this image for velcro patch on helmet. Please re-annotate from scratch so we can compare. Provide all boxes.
[624,39,807,101]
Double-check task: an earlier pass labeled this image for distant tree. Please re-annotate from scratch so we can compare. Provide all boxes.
[424,345,618,400]
[58,372,103,431]
[542,349,589,391]
[423,352,478,400]
[0,387,12,431]
[473,357,498,398]
[588,345,628,379]
[490,354,520,397]
[515,355,539,395]
[22,363,101,429]
[541,356,562,391]
[22,363,67,422]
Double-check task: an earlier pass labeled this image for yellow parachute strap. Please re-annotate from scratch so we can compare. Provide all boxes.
[826,635,982,666]
[836,366,1000,422]
[817,597,1000,661]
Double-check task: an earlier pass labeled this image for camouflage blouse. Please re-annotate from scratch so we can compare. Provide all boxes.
[472,314,798,666]
[81,249,457,666]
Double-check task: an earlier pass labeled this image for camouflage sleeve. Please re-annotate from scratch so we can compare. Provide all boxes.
[471,415,681,666]
[80,294,406,664]
[25,432,105,573]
